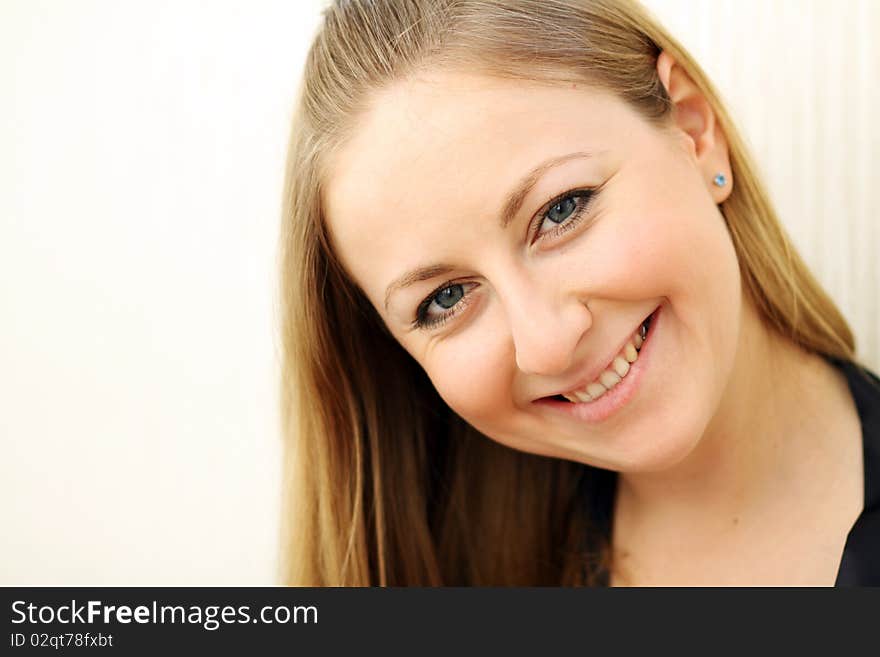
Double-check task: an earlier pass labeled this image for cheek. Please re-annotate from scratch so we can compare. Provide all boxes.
[602,152,741,328]
[628,213,735,301]
[639,200,742,354]
[423,332,514,429]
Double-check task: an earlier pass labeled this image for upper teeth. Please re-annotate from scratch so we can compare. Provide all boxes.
[561,321,648,403]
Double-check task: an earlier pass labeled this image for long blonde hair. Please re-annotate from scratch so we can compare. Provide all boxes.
[279,0,856,585]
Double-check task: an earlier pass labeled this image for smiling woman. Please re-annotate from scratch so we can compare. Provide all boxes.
[279,0,880,586]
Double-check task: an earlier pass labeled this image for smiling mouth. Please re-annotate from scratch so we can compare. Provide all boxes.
[546,309,655,404]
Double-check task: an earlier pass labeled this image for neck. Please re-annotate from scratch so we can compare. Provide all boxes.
[614,292,839,534]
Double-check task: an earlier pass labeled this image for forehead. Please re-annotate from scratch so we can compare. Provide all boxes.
[323,70,635,312]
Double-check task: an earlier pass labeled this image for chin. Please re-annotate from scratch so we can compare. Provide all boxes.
[602,422,706,474]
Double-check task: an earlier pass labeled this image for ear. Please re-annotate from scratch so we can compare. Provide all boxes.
[656,51,733,203]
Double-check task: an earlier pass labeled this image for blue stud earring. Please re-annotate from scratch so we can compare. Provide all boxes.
[713,173,727,187]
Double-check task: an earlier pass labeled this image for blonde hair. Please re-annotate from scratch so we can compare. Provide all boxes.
[279,0,856,585]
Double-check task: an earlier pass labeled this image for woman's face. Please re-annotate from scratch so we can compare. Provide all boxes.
[324,69,741,473]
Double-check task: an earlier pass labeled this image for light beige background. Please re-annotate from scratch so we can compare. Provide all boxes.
[1,1,877,584]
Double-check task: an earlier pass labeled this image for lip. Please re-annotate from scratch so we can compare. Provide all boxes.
[549,305,659,400]
[532,303,663,423]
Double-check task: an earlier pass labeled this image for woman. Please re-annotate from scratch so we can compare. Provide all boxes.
[279,0,880,585]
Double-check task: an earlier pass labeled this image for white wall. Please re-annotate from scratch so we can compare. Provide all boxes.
[0,0,325,584]
[642,0,879,368]
[1,1,877,584]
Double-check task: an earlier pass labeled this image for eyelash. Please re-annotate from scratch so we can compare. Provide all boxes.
[411,188,598,330]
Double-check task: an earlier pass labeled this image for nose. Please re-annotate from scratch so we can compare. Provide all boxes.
[501,277,593,376]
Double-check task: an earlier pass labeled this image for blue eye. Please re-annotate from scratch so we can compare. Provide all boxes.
[434,285,464,309]
[547,196,577,223]
[413,283,473,330]
[534,189,595,240]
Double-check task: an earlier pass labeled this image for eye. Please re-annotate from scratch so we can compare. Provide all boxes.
[412,282,477,330]
[548,196,577,223]
[434,285,464,309]
[533,189,596,242]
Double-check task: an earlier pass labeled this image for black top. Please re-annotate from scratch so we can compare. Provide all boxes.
[832,358,880,586]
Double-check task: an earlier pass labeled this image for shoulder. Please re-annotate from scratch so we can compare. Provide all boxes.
[829,357,880,586]
[829,358,880,505]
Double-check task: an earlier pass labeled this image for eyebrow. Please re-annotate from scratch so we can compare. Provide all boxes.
[383,150,596,312]
[498,151,595,229]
